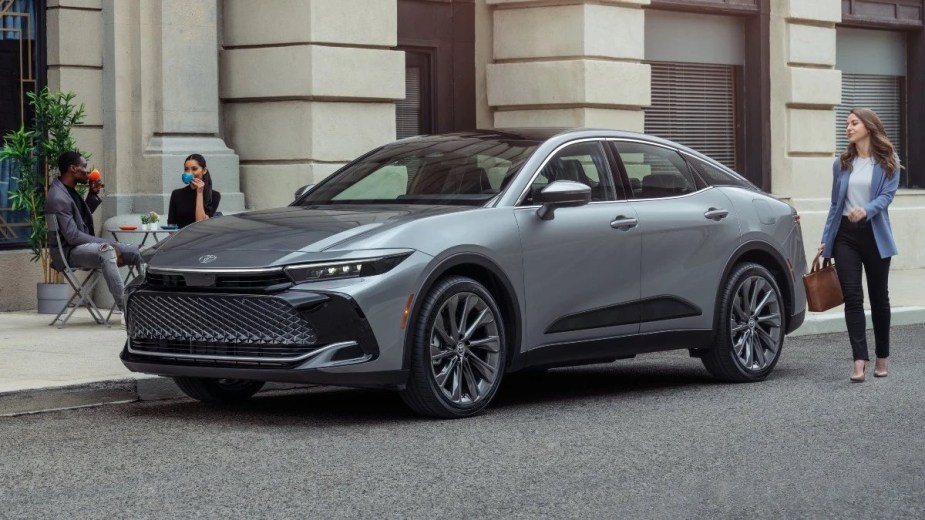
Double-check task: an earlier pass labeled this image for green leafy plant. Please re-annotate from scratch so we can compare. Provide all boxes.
[0,88,88,283]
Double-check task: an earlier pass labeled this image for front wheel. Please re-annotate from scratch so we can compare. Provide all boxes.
[173,377,265,404]
[400,276,507,418]
[702,262,785,382]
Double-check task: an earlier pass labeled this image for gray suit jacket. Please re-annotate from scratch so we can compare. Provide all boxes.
[45,178,112,267]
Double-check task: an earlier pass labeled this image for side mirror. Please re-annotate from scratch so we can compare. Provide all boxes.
[294,184,316,201]
[535,180,591,220]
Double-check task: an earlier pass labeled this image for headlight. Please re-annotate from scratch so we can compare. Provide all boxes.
[284,253,412,283]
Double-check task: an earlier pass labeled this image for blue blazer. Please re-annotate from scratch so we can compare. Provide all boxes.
[821,157,899,259]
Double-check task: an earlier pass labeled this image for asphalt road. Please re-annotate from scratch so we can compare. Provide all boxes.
[2,325,924,519]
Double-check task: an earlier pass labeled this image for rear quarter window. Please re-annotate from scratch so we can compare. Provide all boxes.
[688,157,755,190]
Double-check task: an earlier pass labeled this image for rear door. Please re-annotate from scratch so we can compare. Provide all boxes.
[611,139,741,333]
[515,139,641,351]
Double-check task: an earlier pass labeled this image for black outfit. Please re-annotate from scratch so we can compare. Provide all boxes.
[833,215,891,361]
[167,186,221,229]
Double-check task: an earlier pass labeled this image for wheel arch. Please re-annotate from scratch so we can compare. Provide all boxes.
[402,253,524,372]
[713,241,795,338]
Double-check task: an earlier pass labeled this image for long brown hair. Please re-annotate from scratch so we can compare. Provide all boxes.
[839,108,899,179]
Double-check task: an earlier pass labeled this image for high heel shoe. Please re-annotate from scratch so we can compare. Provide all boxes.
[874,358,889,378]
[850,360,868,383]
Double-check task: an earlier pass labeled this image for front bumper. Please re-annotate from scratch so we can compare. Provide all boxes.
[120,286,408,389]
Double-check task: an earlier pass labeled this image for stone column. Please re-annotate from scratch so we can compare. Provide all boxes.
[768,0,841,257]
[485,0,650,131]
[101,0,243,217]
[220,0,404,210]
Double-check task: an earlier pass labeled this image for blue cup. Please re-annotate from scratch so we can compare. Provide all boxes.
[181,172,194,185]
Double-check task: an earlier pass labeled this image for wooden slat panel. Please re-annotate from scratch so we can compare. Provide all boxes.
[842,0,924,28]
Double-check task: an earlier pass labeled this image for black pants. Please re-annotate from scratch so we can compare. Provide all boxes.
[833,216,891,361]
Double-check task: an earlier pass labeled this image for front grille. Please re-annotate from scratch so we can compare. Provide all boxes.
[128,293,317,346]
[129,338,317,367]
[146,271,292,291]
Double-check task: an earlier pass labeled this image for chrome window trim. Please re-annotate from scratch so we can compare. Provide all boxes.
[127,340,358,363]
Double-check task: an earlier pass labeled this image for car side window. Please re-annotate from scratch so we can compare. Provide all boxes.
[688,157,755,190]
[525,141,616,204]
[613,141,698,200]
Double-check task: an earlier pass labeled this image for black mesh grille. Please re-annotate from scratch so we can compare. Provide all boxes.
[128,293,317,346]
[129,339,316,367]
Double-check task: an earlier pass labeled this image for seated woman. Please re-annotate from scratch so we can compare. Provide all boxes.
[168,153,221,229]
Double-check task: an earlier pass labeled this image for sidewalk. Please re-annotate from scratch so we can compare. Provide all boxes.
[3,268,925,415]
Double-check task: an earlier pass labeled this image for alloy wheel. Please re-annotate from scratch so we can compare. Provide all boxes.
[729,275,782,371]
[429,292,501,405]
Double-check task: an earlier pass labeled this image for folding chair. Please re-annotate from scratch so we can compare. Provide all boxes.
[46,214,110,328]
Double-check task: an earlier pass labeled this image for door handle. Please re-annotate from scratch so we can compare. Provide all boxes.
[704,208,729,221]
[610,216,638,231]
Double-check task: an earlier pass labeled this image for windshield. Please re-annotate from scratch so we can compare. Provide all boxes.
[299,136,540,206]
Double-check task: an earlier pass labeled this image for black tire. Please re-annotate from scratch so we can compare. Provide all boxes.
[702,262,785,382]
[400,276,507,418]
[173,377,265,404]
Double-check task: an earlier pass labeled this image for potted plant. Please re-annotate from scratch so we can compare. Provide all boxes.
[0,88,88,313]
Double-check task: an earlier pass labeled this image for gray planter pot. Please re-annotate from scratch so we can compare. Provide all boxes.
[37,282,70,315]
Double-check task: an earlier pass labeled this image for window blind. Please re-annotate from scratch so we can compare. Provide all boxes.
[645,61,737,170]
[396,67,421,139]
[836,74,905,172]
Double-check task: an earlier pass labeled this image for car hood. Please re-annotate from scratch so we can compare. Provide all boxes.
[146,205,471,269]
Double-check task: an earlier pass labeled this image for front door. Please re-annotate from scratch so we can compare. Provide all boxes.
[516,140,641,352]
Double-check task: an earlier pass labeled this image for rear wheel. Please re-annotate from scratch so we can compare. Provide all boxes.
[173,377,265,404]
[400,276,506,418]
[702,262,785,382]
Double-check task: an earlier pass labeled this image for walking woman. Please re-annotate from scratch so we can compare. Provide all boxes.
[167,153,221,229]
[819,108,901,382]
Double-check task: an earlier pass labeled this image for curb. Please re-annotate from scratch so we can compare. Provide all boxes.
[0,376,307,417]
[791,305,925,337]
[0,376,183,417]
[3,308,925,416]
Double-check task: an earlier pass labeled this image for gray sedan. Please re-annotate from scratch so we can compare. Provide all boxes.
[122,129,808,418]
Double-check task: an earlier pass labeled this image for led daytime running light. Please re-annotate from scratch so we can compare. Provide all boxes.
[284,254,410,283]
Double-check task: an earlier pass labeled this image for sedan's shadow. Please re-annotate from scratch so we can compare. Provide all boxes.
[130,357,742,425]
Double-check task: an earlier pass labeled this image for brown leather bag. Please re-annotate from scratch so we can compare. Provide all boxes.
[803,252,844,312]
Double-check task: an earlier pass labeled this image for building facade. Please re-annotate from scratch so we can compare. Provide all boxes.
[1,0,924,310]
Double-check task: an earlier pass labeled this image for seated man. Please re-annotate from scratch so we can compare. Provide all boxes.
[46,151,142,318]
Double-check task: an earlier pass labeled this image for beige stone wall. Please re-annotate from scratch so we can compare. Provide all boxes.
[485,0,650,131]
[221,0,404,210]
[0,251,44,311]
[47,0,105,239]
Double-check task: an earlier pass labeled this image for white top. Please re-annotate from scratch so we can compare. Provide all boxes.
[843,156,875,216]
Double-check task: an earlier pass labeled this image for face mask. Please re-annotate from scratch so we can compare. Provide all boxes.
[182,172,194,185]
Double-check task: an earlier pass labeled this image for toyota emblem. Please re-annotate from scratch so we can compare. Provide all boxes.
[198,254,218,264]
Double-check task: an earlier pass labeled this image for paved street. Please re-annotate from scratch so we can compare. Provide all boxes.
[1,325,924,519]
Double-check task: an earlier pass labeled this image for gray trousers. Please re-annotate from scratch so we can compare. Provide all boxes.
[68,242,142,310]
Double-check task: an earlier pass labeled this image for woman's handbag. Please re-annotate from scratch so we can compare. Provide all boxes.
[803,252,844,312]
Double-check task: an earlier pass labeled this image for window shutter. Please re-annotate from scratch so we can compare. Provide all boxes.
[396,67,421,139]
[836,74,905,167]
[645,62,737,170]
